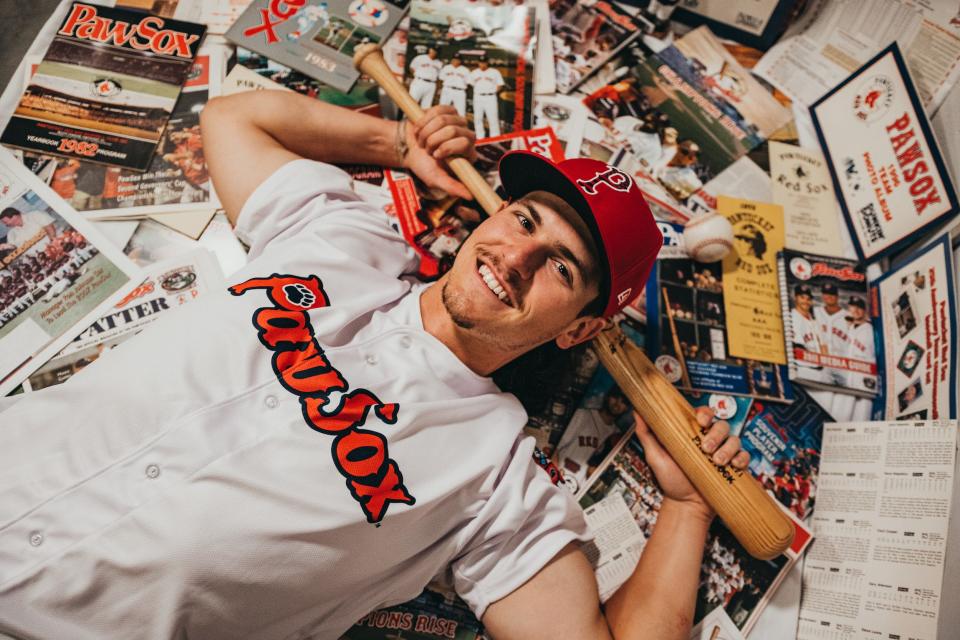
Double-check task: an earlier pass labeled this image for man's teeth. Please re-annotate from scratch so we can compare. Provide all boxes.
[478,264,508,302]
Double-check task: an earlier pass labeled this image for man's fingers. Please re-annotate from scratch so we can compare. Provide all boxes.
[432,137,475,161]
[731,450,751,470]
[424,124,475,157]
[694,406,715,428]
[711,434,741,466]
[417,114,470,149]
[700,419,729,454]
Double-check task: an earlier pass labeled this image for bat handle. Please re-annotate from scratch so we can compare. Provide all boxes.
[353,44,503,216]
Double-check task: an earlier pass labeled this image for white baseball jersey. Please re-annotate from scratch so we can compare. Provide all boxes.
[440,64,470,90]
[0,160,589,639]
[813,306,845,355]
[470,67,504,95]
[846,320,875,364]
[791,308,825,376]
[409,54,441,82]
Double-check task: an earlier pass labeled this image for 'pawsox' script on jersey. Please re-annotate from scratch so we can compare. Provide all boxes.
[230,274,415,523]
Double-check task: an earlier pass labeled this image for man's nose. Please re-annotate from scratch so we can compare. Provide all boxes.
[501,236,544,281]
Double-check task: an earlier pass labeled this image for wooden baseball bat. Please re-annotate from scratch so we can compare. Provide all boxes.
[354,45,795,560]
[661,286,692,389]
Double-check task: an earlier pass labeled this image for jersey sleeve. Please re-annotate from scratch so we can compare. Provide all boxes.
[449,436,592,620]
[234,159,417,276]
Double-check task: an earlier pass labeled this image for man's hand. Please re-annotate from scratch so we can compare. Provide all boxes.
[404,105,477,201]
[634,406,751,519]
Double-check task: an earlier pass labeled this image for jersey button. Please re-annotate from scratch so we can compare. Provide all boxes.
[29,531,44,547]
[365,354,378,366]
[264,395,279,409]
[400,336,412,349]
[145,464,161,479]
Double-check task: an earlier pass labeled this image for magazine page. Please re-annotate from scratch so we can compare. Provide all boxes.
[754,0,960,112]
[0,148,142,396]
[579,434,813,634]
[533,94,589,159]
[686,156,772,220]
[778,249,876,396]
[114,0,253,35]
[798,420,958,640]
[21,50,222,218]
[404,1,535,139]
[672,27,792,140]
[581,42,765,218]
[872,234,957,420]
[549,0,641,94]
[226,0,408,93]
[23,248,223,391]
[1,2,206,171]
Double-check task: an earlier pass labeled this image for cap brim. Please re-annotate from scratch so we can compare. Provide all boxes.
[499,151,610,308]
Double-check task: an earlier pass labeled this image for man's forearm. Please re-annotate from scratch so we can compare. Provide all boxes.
[603,498,712,639]
[206,90,402,168]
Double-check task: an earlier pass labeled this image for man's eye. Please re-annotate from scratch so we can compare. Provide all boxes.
[517,214,533,232]
[555,260,571,283]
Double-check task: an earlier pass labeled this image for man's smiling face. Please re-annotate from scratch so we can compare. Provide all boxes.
[440,191,602,353]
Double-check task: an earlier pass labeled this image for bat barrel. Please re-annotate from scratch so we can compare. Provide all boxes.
[594,325,795,560]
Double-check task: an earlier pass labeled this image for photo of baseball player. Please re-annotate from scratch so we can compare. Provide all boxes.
[841,296,875,387]
[407,46,442,108]
[898,379,924,413]
[896,340,924,377]
[554,377,636,494]
[549,0,640,93]
[438,54,469,116]
[470,56,504,138]
[404,2,535,137]
[790,284,827,382]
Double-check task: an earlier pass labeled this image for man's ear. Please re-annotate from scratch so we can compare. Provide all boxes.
[555,316,607,350]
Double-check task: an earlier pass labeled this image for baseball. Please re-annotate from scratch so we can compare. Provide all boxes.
[682,213,734,263]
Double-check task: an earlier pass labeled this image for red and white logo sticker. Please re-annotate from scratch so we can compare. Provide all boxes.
[789,256,812,280]
[576,166,633,195]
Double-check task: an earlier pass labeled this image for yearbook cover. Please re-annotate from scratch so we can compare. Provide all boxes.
[227,0,409,93]
[21,51,221,217]
[1,2,205,172]
[777,249,878,397]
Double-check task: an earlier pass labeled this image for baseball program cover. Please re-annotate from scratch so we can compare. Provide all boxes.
[404,0,536,139]
[23,248,223,391]
[646,253,794,402]
[777,249,878,397]
[227,0,409,93]
[578,434,812,634]
[0,147,142,397]
[21,51,221,218]
[115,0,254,36]
[1,2,206,172]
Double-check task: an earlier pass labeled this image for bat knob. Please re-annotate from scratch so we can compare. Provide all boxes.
[353,43,383,72]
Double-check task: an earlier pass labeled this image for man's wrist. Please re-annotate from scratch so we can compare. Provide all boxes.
[661,496,714,525]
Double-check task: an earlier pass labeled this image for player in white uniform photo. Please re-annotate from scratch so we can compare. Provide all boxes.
[841,296,876,393]
[470,57,504,138]
[0,91,749,639]
[790,284,829,383]
[408,47,442,109]
[0,207,56,255]
[438,55,470,117]
[813,283,846,386]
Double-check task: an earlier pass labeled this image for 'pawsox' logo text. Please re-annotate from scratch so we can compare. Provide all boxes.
[230,274,415,523]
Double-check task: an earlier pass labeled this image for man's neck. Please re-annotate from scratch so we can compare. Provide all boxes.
[419,280,519,376]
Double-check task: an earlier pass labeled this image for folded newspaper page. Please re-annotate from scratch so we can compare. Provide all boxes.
[798,419,958,640]
[23,248,223,391]
[0,147,141,396]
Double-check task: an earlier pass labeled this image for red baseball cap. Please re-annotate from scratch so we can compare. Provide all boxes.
[498,151,662,317]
